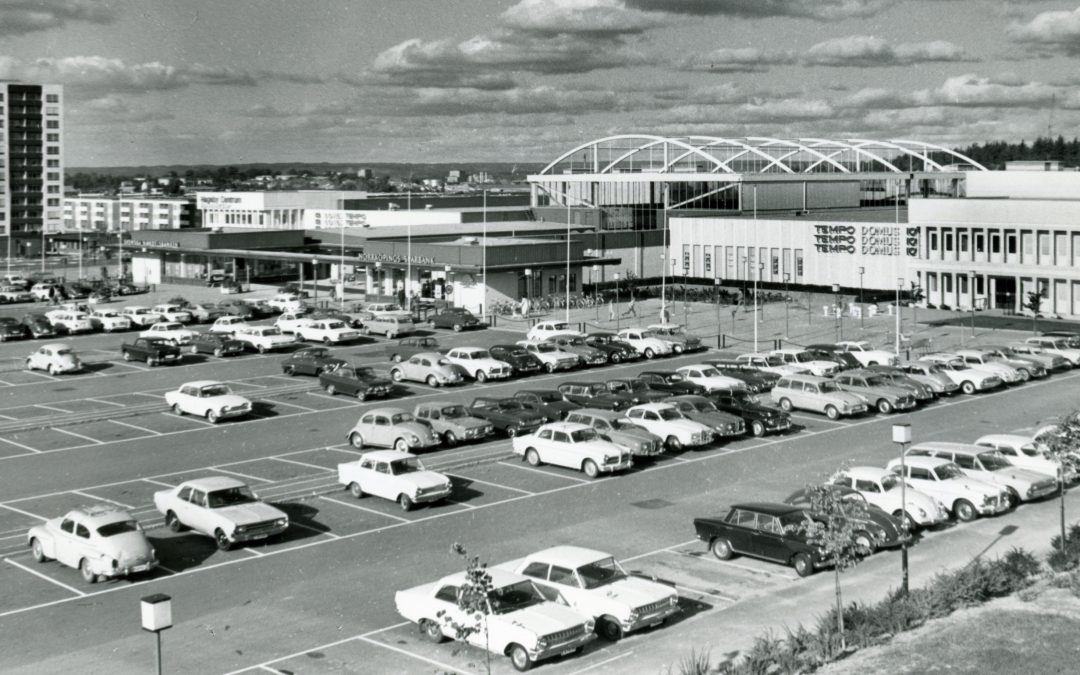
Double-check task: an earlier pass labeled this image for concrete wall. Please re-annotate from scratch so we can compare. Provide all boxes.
[966,170,1080,199]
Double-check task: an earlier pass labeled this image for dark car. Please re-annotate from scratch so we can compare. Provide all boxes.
[243,300,276,318]
[702,359,779,393]
[664,395,745,439]
[22,313,56,338]
[428,308,482,332]
[709,389,791,437]
[188,332,245,357]
[111,282,140,296]
[603,378,668,404]
[803,345,861,370]
[636,370,707,395]
[467,397,546,438]
[386,336,440,363]
[0,317,30,341]
[63,282,94,299]
[513,390,580,421]
[783,485,908,553]
[557,382,633,411]
[319,366,393,401]
[216,300,255,319]
[281,346,348,376]
[489,344,543,376]
[861,365,935,403]
[584,332,640,364]
[693,502,827,577]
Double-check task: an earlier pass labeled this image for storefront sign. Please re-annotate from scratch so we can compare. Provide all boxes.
[813,224,903,256]
[198,196,243,205]
[356,252,436,265]
[131,240,182,249]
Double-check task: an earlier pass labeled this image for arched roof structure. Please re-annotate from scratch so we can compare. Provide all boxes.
[537,135,987,176]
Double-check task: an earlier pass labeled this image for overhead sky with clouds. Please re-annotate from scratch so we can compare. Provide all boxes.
[2,0,1079,166]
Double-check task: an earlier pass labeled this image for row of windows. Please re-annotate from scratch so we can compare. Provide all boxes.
[927,227,1080,264]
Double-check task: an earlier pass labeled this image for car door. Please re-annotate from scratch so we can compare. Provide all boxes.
[550,430,577,468]
[753,513,792,562]
[71,519,96,569]
[54,517,79,567]
[723,508,755,553]
[183,488,212,535]
[368,460,396,499]
[370,414,392,447]
[854,477,885,510]
[432,584,466,641]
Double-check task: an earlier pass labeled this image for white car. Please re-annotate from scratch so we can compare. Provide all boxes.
[769,348,840,377]
[164,380,252,423]
[119,306,162,327]
[675,364,748,392]
[26,343,82,374]
[834,341,897,367]
[209,315,250,335]
[45,310,94,334]
[295,318,361,344]
[1024,337,1080,366]
[515,340,579,373]
[734,353,808,376]
[917,355,1002,394]
[830,466,949,529]
[140,321,197,345]
[337,450,452,511]
[646,324,703,354]
[885,455,1009,522]
[0,285,32,303]
[905,441,1058,509]
[362,302,412,319]
[30,283,59,301]
[153,476,289,550]
[624,403,714,451]
[395,568,595,672]
[1006,341,1073,370]
[267,293,306,312]
[233,325,297,353]
[151,304,194,323]
[445,347,513,382]
[511,422,632,478]
[941,350,1023,385]
[88,309,132,332]
[974,434,1077,484]
[616,328,672,359]
[274,311,316,334]
[26,505,157,583]
[499,546,680,641]
[526,320,582,342]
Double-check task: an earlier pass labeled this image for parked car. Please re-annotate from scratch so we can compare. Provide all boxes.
[240,298,276,318]
[861,365,938,402]
[267,292,306,313]
[0,285,33,303]
[905,441,1058,509]
[616,328,672,359]
[734,353,809,376]
[445,347,513,382]
[26,342,82,374]
[233,326,297,353]
[359,302,411,320]
[188,332,245,357]
[346,407,440,452]
[646,323,703,354]
[635,370,707,396]
[1040,331,1080,348]
[337,450,452,510]
[0,317,30,341]
[22,313,55,338]
[274,311,316,335]
[208,315,250,335]
[1,274,28,289]
[916,355,1003,394]
[709,389,792,437]
[87,309,132,332]
[361,314,416,338]
[702,359,778,393]
[185,303,226,323]
[603,378,669,404]
[624,402,714,451]
[663,395,746,439]
[802,346,862,371]
[782,485,908,552]
[965,345,1050,379]
[139,321,197,345]
[319,366,393,400]
[941,350,1024,385]
[769,348,841,377]
[30,283,60,301]
[892,360,961,396]
[216,300,256,320]
[885,455,1010,522]
[516,340,580,373]
[394,568,595,672]
[565,408,664,458]
[693,503,826,577]
[281,346,347,376]
[583,331,639,363]
[556,381,633,411]
[153,476,289,550]
[120,337,181,366]
[833,341,898,367]
[165,380,252,423]
[45,310,94,335]
[1023,336,1080,366]
[525,320,580,342]
[973,434,1078,484]
[769,374,868,420]
[151,304,193,323]
[296,318,362,344]
[119,305,161,327]
[26,505,157,583]
[413,402,493,446]
[389,352,464,387]
[499,546,679,641]
[511,422,632,477]
[977,343,1069,373]
[513,390,580,421]
[428,308,482,332]
[386,336,440,363]
[544,334,609,366]
[832,370,918,414]
[489,344,544,376]
[675,364,748,393]
[468,397,546,438]
[830,466,949,529]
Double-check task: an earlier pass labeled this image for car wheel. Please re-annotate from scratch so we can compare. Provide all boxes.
[25,359,33,371]
[122,351,131,362]
[583,459,600,478]
[666,435,683,452]
[162,508,186,532]
[214,529,232,551]
[30,538,48,562]
[453,324,463,332]
[824,405,840,420]
[386,369,404,383]
[443,431,457,447]
[525,448,540,466]
[393,438,410,453]
[426,375,439,387]
[212,347,223,358]
[673,345,684,354]
[355,390,367,401]
[207,409,220,424]
[893,510,916,531]
[793,553,814,577]
[258,345,267,354]
[711,537,734,560]
[877,399,894,415]
[954,499,977,522]
[507,427,518,438]
[644,348,656,359]
[611,352,622,364]
[854,531,875,554]
[172,403,184,416]
[189,344,199,355]
[1005,488,1020,510]
[508,643,533,672]
[597,616,623,641]
[48,364,59,376]
[1018,368,1031,382]
[545,363,556,373]
[961,380,976,395]
[420,619,445,644]
[349,432,364,449]
[779,398,793,412]
[360,327,370,336]
[391,353,402,363]
[79,558,98,584]
[475,370,487,383]
[348,482,364,499]
[750,420,766,437]
[325,384,336,396]
[148,356,162,367]
[398,494,414,512]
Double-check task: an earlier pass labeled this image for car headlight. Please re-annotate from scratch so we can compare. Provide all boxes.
[669,594,678,607]
[627,610,640,623]
[917,508,927,518]
[536,637,548,650]
[276,518,288,527]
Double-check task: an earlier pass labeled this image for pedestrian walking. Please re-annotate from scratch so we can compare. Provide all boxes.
[608,300,615,321]
[623,296,637,317]
[661,305,670,323]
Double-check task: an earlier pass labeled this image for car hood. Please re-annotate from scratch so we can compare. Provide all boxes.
[359,377,393,389]
[501,601,585,635]
[576,440,625,456]
[653,418,710,433]
[208,395,251,408]
[445,416,490,430]
[608,427,659,444]
[989,466,1056,485]
[843,383,911,399]
[684,411,740,426]
[216,502,287,525]
[407,471,452,490]
[591,576,675,608]
[824,391,866,407]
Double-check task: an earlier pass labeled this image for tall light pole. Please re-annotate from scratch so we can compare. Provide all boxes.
[482,189,487,318]
[858,266,865,329]
[714,276,721,341]
[660,184,669,323]
[339,221,346,310]
[969,270,977,338]
[832,282,841,342]
[117,230,124,281]
[40,226,46,273]
[783,273,791,338]
[406,217,412,313]
[754,262,763,352]
[892,423,913,595]
[682,264,689,327]
[77,227,84,280]
[895,277,904,357]
[592,265,600,321]
[614,272,621,332]
[565,195,571,324]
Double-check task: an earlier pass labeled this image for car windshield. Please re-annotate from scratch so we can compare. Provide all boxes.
[436,358,453,366]
[936,464,964,480]
[666,374,684,382]
[568,338,586,346]
[390,413,415,424]
[508,348,528,357]
[534,343,556,353]
[201,385,232,397]
[356,367,376,379]
[470,350,491,359]
[538,392,563,402]
[56,348,74,357]
[791,353,815,363]
[262,328,282,336]
[865,376,890,387]
[441,405,468,418]
[570,428,599,442]
[658,408,684,420]
[590,334,612,344]
[880,475,902,491]
[730,392,754,405]
[693,401,717,412]
[819,381,839,393]
[1051,339,1070,349]
[97,520,140,537]
[498,401,525,411]
[577,557,628,589]
[207,486,257,508]
[977,451,1013,471]
[325,321,347,330]
[382,305,403,312]
[389,458,423,474]
[696,368,719,377]
[488,581,546,614]
[764,356,785,366]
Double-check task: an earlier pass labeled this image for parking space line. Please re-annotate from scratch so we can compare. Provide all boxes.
[142,478,175,488]
[109,361,151,372]
[211,467,274,483]
[289,521,340,539]
[85,398,127,407]
[0,437,40,453]
[663,549,799,581]
[264,399,317,413]
[0,503,47,521]
[243,547,265,557]
[319,496,411,523]
[789,413,845,425]
[0,380,13,387]
[621,539,699,563]
[5,559,86,597]
[447,473,536,495]
[52,428,104,445]
[108,419,162,436]
[23,370,60,382]
[568,651,634,675]
[0,412,16,420]
[673,583,738,602]
[71,490,133,510]
[358,635,477,675]
[270,457,335,473]
[34,404,73,413]
[222,622,411,675]
[166,412,215,426]
[497,461,591,483]
[445,498,476,509]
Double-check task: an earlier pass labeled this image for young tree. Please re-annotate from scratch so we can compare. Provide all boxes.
[789,484,872,652]
[1025,287,1047,334]
[908,281,925,332]
[436,542,494,675]
[1035,412,1080,555]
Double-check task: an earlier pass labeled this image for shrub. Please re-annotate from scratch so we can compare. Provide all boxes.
[1001,547,1041,584]
[939,303,951,311]
[167,295,189,307]
[675,648,712,675]
[1047,523,1080,572]
[926,303,937,309]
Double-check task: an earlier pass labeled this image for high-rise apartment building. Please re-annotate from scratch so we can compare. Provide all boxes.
[1,82,64,257]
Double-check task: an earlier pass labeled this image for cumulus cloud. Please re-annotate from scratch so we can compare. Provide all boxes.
[915,73,1059,108]
[1008,7,1080,56]
[0,0,114,36]
[804,35,972,67]
[678,47,798,73]
[623,0,893,21]
[501,0,669,34]
[69,95,174,126]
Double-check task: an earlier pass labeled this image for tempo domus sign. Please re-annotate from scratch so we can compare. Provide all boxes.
[813,224,907,256]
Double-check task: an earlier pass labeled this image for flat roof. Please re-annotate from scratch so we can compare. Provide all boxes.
[674,206,908,224]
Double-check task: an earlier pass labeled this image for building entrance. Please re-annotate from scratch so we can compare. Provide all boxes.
[992,275,1016,311]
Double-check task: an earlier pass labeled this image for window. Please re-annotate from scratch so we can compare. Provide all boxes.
[47,185,58,193]
[46,147,58,155]
[177,486,192,502]
[549,566,576,585]
[855,479,880,493]
[975,232,985,253]
[47,199,59,207]
[47,172,59,181]
[47,160,59,168]
[46,133,59,142]
[953,454,976,469]
[75,524,90,539]
[795,250,804,278]
[46,120,58,129]
[46,94,59,102]
[61,519,74,534]
[959,232,969,253]
[46,106,58,115]
[434,585,459,603]
[943,230,953,252]
[929,231,939,251]
[909,467,932,480]
[521,562,548,580]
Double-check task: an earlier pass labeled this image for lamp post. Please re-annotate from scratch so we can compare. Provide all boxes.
[783,273,791,338]
[714,277,721,341]
[443,264,452,307]
[40,226,46,273]
[832,283,841,341]
[482,189,487,319]
[117,230,124,281]
[754,262,763,352]
[682,264,689,327]
[523,267,532,317]
[895,277,904,356]
[858,266,865,329]
[614,272,621,332]
[141,593,172,675]
[892,423,913,594]
[406,218,413,313]
[374,261,382,301]
[592,265,600,321]
[969,270,977,338]
[77,227,84,280]
[339,221,346,310]
[660,184,669,324]
[311,258,319,304]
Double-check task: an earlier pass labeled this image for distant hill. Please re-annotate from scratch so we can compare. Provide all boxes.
[67,162,545,179]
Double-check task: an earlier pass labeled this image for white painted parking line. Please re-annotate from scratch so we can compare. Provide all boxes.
[663,549,799,581]
[319,496,411,523]
[52,428,104,445]
[444,498,476,509]
[243,547,265,557]
[108,419,162,436]
[85,398,127,407]
[447,473,536,495]
[164,411,215,426]
[568,651,634,675]
[109,361,151,372]
[0,437,40,453]
[289,521,340,539]
[142,478,175,488]
[497,461,591,483]
[0,412,16,420]
[0,503,47,521]
[22,370,60,382]
[358,635,478,675]
[265,399,317,413]
[306,391,357,403]
[5,559,86,597]
[621,539,699,563]
[0,380,13,387]
[221,622,413,675]
[789,413,845,425]
[673,583,738,602]
[211,467,274,483]
[71,490,133,510]
[270,457,334,473]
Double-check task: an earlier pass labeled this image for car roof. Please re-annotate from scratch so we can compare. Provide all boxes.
[911,441,986,455]
[559,381,602,387]
[41,342,73,350]
[568,407,619,419]
[677,363,720,370]
[891,455,953,469]
[409,351,446,359]
[67,504,133,524]
[729,502,805,516]
[647,323,682,329]
[778,374,830,383]
[664,394,708,403]
[438,567,526,589]
[974,434,1032,446]
[359,449,417,461]
[539,422,591,432]
[843,466,892,480]
[526,545,613,567]
[181,380,228,388]
[363,407,411,416]
[416,401,458,409]
[628,402,675,411]
[179,476,249,490]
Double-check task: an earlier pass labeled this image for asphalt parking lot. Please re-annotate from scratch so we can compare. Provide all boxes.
[0,286,1077,674]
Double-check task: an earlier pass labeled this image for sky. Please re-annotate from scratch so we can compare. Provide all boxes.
[2,0,1080,167]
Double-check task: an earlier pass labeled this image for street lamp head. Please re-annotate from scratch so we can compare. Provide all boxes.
[892,423,912,444]
[444,265,452,273]
[831,283,840,293]
[784,273,791,282]
[140,593,172,632]
[614,272,620,280]
[858,266,865,275]
[897,277,905,288]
